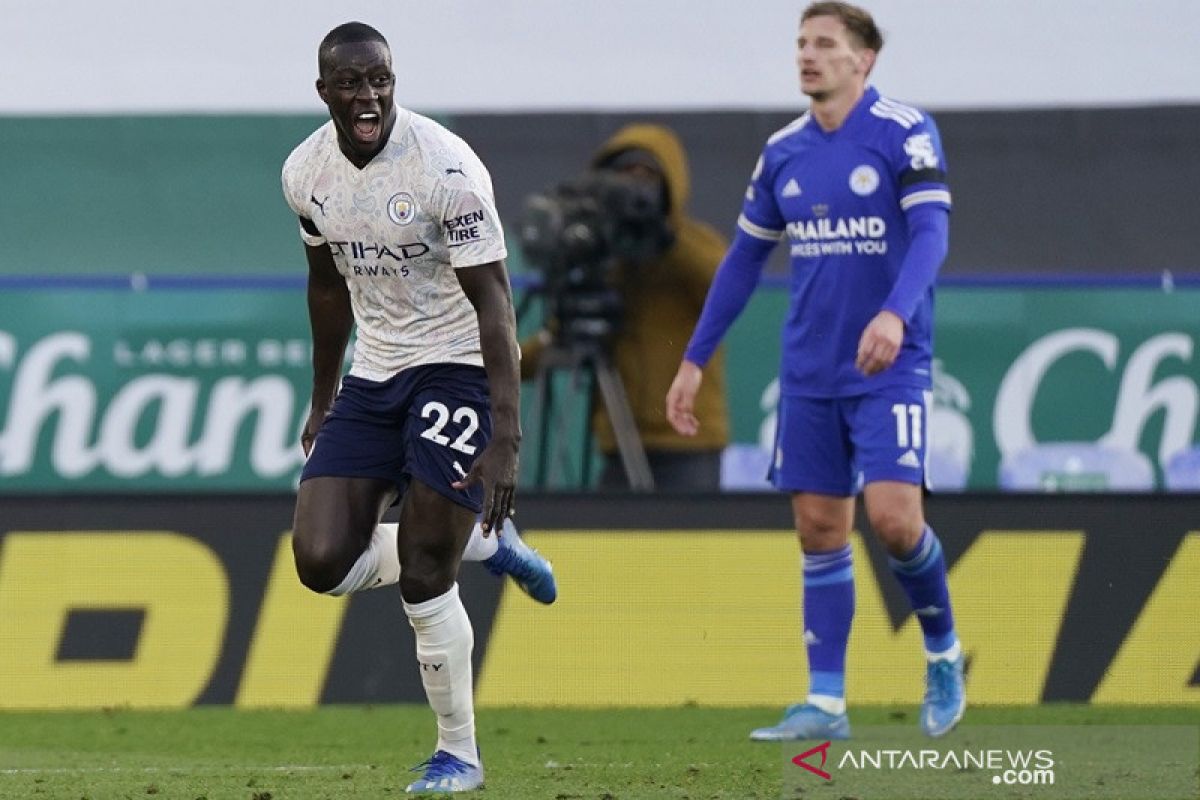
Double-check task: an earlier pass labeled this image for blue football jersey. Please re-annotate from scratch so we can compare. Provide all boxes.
[740,86,951,398]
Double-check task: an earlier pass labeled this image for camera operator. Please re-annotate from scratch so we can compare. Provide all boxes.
[520,123,730,490]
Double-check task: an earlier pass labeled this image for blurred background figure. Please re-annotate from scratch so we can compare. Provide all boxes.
[520,123,731,491]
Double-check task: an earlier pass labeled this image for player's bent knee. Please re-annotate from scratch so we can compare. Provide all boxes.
[292,535,356,594]
[294,558,347,594]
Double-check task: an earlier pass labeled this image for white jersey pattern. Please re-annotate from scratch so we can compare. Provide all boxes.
[282,109,507,382]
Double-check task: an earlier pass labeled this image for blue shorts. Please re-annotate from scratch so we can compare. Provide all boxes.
[769,387,931,496]
[301,364,492,512]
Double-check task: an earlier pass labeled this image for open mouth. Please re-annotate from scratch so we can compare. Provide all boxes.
[352,111,381,142]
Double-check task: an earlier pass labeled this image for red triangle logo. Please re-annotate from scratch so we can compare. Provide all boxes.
[792,740,832,780]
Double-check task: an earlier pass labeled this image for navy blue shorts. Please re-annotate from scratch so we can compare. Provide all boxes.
[769,386,931,496]
[301,363,492,512]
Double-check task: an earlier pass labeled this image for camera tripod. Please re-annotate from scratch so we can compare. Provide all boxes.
[526,339,655,491]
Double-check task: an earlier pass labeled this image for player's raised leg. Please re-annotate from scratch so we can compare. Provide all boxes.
[291,475,398,595]
[321,517,556,604]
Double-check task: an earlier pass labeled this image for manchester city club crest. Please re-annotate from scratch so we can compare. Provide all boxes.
[849,164,880,196]
[387,192,416,225]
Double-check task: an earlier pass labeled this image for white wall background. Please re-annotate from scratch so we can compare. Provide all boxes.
[5,0,1199,114]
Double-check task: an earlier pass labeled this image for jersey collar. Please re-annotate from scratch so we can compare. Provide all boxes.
[808,85,880,139]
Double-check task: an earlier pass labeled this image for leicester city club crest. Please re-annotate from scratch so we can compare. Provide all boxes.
[849,165,880,196]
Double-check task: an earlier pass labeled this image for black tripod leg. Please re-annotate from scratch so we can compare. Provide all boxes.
[592,358,655,491]
[530,365,555,488]
[581,369,597,489]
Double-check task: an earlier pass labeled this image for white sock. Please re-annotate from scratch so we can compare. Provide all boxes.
[926,639,962,663]
[324,521,499,597]
[806,694,847,715]
[460,521,499,562]
[325,523,402,596]
[403,583,478,766]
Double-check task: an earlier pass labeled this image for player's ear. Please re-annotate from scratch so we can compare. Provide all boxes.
[315,78,329,104]
[858,49,877,77]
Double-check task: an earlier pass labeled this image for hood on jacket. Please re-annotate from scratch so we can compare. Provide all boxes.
[591,123,691,232]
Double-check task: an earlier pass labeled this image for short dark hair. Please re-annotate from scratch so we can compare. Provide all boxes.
[801,2,884,53]
[318,22,389,76]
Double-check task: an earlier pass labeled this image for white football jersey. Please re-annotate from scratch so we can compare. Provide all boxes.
[282,108,507,382]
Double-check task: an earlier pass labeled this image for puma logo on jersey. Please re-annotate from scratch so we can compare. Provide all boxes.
[445,163,466,176]
[310,194,329,216]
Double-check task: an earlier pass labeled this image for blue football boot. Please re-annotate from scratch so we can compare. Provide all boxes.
[405,750,484,794]
[921,654,966,737]
[749,703,851,741]
[482,517,557,604]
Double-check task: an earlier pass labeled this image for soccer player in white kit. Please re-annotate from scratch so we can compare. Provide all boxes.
[281,21,547,793]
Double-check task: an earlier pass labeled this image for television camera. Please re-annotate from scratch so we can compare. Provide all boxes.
[518,169,673,349]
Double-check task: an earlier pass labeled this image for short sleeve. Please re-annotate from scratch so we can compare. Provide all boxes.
[438,156,507,268]
[296,215,326,247]
[281,150,327,246]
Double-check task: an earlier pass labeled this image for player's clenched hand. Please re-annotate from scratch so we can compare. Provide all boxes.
[666,360,704,436]
[855,310,905,376]
[452,437,518,535]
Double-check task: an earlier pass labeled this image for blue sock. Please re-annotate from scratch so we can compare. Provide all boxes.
[889,526,958,654]
[802,545,855,706]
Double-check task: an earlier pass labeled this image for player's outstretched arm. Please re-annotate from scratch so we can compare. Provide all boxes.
[302,239,353,455]
[668,229,775,435]
[453,260,520,534]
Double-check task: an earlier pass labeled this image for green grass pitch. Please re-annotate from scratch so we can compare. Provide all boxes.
[0,706,1195,799]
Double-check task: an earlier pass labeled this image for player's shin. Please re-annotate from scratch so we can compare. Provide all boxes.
[803,545,855,713]
[888,525,959,659]
[404,583,479,766]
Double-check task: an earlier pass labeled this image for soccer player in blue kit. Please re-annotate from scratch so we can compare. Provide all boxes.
[666,2,965,739]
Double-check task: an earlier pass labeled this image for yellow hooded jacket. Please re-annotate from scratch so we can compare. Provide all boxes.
[521,123,731,454]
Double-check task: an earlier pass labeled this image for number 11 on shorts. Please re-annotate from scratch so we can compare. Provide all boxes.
[891,403,923,449]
